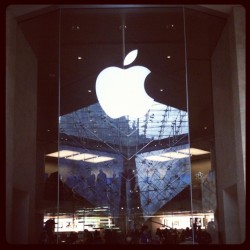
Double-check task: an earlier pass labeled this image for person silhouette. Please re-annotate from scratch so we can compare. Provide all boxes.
[97,169,107,186]
[39,219,56,244]
[96,169,107,204]
[139,225,150,244]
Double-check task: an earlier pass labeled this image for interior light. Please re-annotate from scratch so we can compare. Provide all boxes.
[145,155,171,162]
[66,153,97,161]
[178,148,210,156]
[166,24,174,29]
[46,150,79,158]
[167,55,171,59]
[72,25,80,30]
[161,151,189,159]
[93,208,108,212]
[78,56,82,60]
[85,156,114,163]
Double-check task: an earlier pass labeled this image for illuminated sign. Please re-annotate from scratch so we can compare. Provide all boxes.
[96,50,154,119]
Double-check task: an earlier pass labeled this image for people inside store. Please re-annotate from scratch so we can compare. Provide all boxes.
[196,226,212,244]
[39,219,56,244]
[139,225,151,244]
[66,231,78,244]
[82,229,94,244]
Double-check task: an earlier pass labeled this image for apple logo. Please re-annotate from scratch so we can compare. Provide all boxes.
[96,49,154,119]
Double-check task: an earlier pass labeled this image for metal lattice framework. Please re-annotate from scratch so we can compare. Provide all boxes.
[59,101,189,159]
[58,101,191,219]
[135,144,191,218]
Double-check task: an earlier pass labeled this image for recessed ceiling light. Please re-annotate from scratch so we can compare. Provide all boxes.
[145,155,171,162]
[119,25,127,30]
[178,148,210,156]
[167,55,171,59]
[166,24,174,29]
[88,89,92,93]
[72,25,80,30]
[160,89,164,92]
[161,151,189,159]
[67,153,97,161]
[46,150,79,158]
[85,156,114,163]
[78,56,82,60]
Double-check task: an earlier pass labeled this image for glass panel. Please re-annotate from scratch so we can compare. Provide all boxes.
[16,5,227,245]
[56,7,193,244]
[184,8,227,244]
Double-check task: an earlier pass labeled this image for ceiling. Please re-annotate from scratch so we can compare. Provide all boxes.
[12,5,228,154]
[9,4,237,17]
[199,4,240,14]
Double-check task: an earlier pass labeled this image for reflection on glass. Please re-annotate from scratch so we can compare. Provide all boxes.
[58,101,190,227]
[59,101,188,160]
[58,145,123,217]
[135,144,191,218]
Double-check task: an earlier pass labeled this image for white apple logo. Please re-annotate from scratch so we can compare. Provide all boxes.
[95,49,154,119]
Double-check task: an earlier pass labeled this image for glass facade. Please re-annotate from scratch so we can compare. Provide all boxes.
[15,5,229,244]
